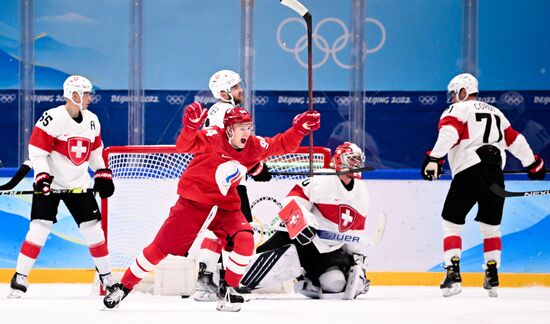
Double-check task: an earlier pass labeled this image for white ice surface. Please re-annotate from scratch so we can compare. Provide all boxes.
[1,284,550,324]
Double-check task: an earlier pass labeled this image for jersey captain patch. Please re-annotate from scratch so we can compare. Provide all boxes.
[67,137,91,166]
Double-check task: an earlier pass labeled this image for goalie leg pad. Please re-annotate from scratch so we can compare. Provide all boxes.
[319,266,346,293]
[241,244,301,289]
[344,264,370,300]
[294,276,320,299]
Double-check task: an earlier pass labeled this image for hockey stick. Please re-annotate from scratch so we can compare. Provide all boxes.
[280,0,314,177]
[0,188,95,196]
[241,244,301,289]
[0,160,32,190]
[251,212,387,246]
[489,183,550,198]
[187,205,219,256]
[270,166,375,176]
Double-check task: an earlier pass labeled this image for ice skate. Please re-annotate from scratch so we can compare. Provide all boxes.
[483,260,499,298]
[103,283,131,309]
[193,262,219,302]
[440,256,462,297]
[99,272,116,293]
[216,281,244,312]
[7,273,28,299]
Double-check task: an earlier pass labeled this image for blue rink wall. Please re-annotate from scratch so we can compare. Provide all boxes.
[0,169,548,274]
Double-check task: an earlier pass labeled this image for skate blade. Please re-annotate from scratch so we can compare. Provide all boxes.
[441,284,462,297]
[7,289,24,299]
[486,287,498,298]
[193,291,218,302]
[216,301,242,312]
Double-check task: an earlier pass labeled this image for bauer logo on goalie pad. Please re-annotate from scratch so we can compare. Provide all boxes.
[67,137,91,166]
[278,199,308,239]
[215,161,247,196]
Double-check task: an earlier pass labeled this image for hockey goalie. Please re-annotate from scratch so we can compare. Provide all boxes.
[242,142,372,299]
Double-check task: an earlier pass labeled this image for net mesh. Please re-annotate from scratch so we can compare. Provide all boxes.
[104,146,330,271]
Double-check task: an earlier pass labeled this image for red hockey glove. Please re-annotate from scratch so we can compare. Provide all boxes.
[94,168,115,198]
[527,154,546,180]
[421,151,445,181]
[34,172,53,195]
[183,102,207,130]
[292,110,321,135]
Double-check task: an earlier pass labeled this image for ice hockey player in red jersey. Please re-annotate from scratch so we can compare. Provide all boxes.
[421,73,546,298]
[103,99,320,311]
[195,70,271,302]
[8,75,116,299]
[254,142,371,300]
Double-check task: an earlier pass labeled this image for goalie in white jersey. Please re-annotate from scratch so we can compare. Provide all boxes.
[8,76,116,298]
[255,142,371,300]
[422,73,546,298]
[194,70,272,302]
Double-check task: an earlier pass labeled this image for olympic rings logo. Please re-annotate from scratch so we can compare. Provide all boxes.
[501,92,524,106]
[334,96,352,106]
[166,95,186,105]
[418,96,437,105]
[0,93,16,103]
[277,17,386,69]
[90,94,101,104]
[253,96,269,106]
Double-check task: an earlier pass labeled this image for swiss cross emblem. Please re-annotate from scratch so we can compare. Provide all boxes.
[67,137,91,166]
[338,205,358,232]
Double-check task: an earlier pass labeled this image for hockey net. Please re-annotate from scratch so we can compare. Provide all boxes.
[100,145,331,295]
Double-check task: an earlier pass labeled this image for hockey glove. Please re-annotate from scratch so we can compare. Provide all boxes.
[249,161,272,182]
[183,102,208,130]
[527,154,546,180]
[94,168,115,198]
[34,172,53,195]
[421,151,445,181]
[292,110,321,135]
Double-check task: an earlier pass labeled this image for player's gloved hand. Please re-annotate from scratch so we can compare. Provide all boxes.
[94,168,115,198]
[249,161,272,182]
[292,110,321,135]
[34,172,53,195]
[421,151,445,181]
[527,154,546,180]
[183,102,207,130]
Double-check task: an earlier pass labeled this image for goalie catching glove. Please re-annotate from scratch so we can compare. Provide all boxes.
[183,102,208,130]
[421,151,445,181]
[93,168,115,198]
[292,110,321,135]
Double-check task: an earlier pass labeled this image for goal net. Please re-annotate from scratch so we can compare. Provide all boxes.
[100,145,331,295]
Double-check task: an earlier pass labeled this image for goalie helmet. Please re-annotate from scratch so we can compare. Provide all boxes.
[209,70,242,100]
[447,73,478,102]
[333,142,365,179]
[63,75,93,100]
[223,107,252,129]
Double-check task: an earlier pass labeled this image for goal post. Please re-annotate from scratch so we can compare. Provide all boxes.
[100,145,331,295]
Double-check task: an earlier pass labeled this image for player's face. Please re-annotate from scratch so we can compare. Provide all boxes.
[72,92,92,109]
[229,122,253,149]
[230,83,244,105]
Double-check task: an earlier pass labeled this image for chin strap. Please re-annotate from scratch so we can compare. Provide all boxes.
[68,92,84,111]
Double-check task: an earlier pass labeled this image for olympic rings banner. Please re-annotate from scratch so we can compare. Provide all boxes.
[0,90,549,168]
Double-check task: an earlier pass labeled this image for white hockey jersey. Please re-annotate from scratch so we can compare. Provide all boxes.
[284,169,369,254]
[430,100,536,176]
[204,101,235,128]
[28,105,106,189]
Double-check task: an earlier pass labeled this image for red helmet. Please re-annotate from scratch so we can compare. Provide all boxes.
[223,107,252,129]
[332,142,365,178]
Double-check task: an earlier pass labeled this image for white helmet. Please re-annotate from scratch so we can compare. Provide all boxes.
[63,75,93,100]
[209,70,242,100]
[447,73,478,102]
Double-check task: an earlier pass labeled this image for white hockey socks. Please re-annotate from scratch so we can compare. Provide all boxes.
[479,222,502,269]
[79,220,111,275]
[442,220,463,266]
[16,219,52,275]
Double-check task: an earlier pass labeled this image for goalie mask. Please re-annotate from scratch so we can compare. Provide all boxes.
[447,73,478,102]
[209,70,242,105]
[333,142,365,179]
[63,75,93,110]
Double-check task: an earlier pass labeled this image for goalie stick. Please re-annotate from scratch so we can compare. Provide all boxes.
[270,166,375,176]
[279,0,315,177]
[0,160,32,190]
[489,183,550,198]
[251,212,387,246]
[0,188,95,196]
